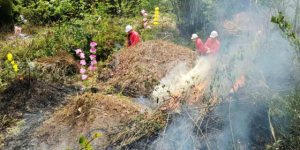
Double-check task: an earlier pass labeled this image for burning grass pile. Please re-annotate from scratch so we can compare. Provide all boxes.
[107,80,218,149]
[30,93,152,149]
[99,40,197,97]
[124,92,272,150]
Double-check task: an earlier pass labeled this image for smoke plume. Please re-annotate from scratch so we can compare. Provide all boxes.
[151,1,297,149]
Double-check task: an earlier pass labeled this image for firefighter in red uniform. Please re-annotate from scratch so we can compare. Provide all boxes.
[205,31,220,55]
[126,25,140,47]
[204,31,221,85]
[191,33,209,56]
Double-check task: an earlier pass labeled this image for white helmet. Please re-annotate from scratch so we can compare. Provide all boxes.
[210,31,218,38]
[191,33,198,40]
[125,25,133,33]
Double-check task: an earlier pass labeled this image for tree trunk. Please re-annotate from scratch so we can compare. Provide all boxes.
[91,0,96,15]
[294,0,299,32]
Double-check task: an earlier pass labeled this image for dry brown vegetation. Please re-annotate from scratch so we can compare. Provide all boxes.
[24,40,199,149]
[223,12,264,36]
[99,40,198,97]
[32,93,147,149]
[36,51,80,82]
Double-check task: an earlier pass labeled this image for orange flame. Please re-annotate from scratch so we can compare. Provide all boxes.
[188,81,207,105]
[160,91,181,111]
[160,81,209,111]
[160,74,246,111]
[230,75,245,93]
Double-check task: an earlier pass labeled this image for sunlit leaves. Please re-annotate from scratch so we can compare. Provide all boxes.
[271,16,278,23]
[93,132,101,139]
[79,136,85,145]
[73,133,101,150]
[271,12,300,48]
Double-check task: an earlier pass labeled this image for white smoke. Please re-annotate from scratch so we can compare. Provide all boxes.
[152,56,213,103]
[150,1,298,149]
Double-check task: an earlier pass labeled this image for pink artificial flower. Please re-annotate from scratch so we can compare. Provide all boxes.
[80,53,85,59]
[143,18,147,22]
[147,26,151,29]
[90,42,98,47]
[90,54,96,60]
[144,22,148,27]
[141,10,146,15]
[90,48,97,53]
[79,68,86,74]
[89,65,96,71]
[80,60,86,66]
[143,13,148,16]
[75,49,82,54]
[82,75,88,81]
[91,60,98,65]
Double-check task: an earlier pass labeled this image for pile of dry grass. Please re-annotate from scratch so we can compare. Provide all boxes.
[223,12,263,36]
[32,93,145,149]
[107,110,167,149]
[99,40,197,97]
[36,51,80,82]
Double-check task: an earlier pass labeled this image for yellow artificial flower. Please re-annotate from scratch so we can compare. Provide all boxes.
[11,61,15,65]
[7,53,13,61]
[154,22,158,25]
[155,7,159,11]
[13,64,18,72]
[155,11,159,15]
[154,18,158,21]
[155,14,159,18]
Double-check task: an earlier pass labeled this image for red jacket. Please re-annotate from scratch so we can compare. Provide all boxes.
[195,38,208,55]
[127,30,140,47]
[205,38,220,54]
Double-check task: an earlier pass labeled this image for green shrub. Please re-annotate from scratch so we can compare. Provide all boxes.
[264,89,300,150]
[19,0,166,26]
[21,0,89,26]
[52,16,128,62]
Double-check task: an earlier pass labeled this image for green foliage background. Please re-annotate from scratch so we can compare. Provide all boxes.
[0,0,300,149]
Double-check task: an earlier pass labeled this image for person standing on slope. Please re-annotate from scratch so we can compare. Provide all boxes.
[191,33,210,56]
[205,31,220,55]
[126,25,140,47]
